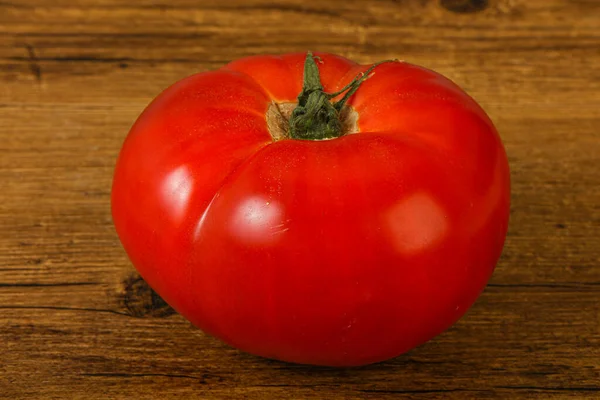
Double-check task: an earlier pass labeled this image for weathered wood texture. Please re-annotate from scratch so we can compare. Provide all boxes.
[1,0,599,398]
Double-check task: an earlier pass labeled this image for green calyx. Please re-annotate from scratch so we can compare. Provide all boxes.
[288,52,396,140]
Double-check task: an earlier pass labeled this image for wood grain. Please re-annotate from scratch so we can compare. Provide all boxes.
[1,0,599,398]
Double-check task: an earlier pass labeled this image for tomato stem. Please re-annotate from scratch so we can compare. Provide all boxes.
[288,52,396,140]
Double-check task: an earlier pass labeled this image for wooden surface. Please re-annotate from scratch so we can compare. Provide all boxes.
[1,0,599,398]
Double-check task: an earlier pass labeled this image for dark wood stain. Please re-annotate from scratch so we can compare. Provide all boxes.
[120,274,176,318]
[440,0,489,14]
[24,44,42,83]
[1,0,599,399]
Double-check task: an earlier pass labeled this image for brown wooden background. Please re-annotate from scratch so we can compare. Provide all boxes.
[1,0,599,398]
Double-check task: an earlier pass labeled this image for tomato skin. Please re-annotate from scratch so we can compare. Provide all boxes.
[111,52,510,366]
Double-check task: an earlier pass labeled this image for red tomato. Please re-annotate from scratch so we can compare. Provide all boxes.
[111,52,510,366]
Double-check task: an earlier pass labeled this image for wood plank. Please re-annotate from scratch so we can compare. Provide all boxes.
[1,111,597,286]
[2,288,599,399]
